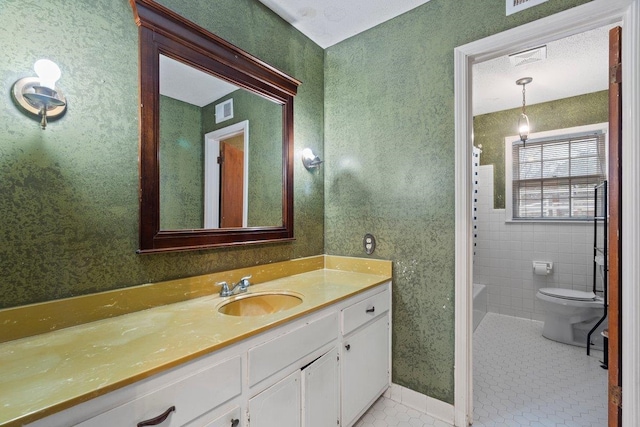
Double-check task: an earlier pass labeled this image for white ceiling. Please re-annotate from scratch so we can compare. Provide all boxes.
[473,24,615,115]
[257,0,432,49]
[159,55,238,107]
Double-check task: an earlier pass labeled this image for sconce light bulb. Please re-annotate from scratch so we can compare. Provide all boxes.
[302,148,323,170]
[33,59,61,90]
[302,148,314,159]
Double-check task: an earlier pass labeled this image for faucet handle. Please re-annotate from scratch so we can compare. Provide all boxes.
[218,281,231,297]
[238,275,252,290]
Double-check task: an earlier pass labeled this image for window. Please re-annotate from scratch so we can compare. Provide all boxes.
[505,123,607,221]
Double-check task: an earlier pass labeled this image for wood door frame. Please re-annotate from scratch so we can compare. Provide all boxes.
[453,1,640,425]
[204,120,249,228]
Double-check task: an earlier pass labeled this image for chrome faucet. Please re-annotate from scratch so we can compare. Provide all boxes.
[218,275,252,297]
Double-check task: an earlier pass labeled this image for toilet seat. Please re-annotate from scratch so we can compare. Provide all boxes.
[538,287,597,301]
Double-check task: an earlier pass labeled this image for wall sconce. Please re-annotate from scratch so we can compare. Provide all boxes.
[11,59,67,130]
[302,148,323,170]
[515,77,532,143]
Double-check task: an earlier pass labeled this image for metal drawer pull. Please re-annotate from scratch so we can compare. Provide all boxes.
[345,344,351,350]
[137,406,176,426]
[231,419,240,427]
[366,306,375,313]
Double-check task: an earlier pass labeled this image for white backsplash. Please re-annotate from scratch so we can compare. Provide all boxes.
[473,165,596,321]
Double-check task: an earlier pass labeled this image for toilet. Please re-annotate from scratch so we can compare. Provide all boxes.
[536,287,607,348]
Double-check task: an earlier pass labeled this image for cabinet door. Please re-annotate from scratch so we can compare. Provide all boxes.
[302,348,339,427]
[341,315,389,427]
[248,370,301,427]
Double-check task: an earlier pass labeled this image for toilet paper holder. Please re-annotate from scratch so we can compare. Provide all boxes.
[532,261,553,275]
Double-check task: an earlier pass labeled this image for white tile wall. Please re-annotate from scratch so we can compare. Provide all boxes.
[473,165,603,321]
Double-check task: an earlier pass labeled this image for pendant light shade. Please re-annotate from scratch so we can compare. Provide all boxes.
[516,77,532,143]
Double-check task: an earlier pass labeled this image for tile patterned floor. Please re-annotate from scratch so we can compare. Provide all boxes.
[472,313,607,427]
[354,395,451,427]
[355,313,607,427]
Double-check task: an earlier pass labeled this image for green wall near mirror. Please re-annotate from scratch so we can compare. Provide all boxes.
[160,95,204,229]
[474,90,609,209]
[0,0,324,309]
[324,0,592,404]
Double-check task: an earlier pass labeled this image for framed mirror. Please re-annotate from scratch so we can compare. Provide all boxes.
[131,0,300,253]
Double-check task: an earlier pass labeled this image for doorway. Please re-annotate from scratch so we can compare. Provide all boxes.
[204,120,249,228]
[453,1,640,426]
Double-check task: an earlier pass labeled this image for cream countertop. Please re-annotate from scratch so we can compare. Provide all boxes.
[0,265,391,427]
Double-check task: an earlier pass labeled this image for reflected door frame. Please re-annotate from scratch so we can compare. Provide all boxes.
[204,120,249,228]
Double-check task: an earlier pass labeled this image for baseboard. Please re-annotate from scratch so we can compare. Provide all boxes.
[384,383,455,425]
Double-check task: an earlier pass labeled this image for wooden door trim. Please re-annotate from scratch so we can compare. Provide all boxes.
[608,25,622,427]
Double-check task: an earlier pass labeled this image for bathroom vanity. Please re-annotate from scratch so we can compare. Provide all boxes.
[0,256,392,427]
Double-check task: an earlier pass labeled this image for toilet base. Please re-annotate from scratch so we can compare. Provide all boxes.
[542,312,607,349]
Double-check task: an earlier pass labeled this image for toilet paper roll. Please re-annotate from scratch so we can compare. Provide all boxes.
[533,264,548,275]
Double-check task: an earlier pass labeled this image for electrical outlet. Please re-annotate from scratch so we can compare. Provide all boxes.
[363,233,376,255]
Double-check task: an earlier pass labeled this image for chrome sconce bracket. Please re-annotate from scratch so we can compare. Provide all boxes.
[302,148,323,170]
[11,59,67,130]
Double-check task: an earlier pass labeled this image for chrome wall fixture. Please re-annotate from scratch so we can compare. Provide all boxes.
[516,77,532,143]
[11,59,67,130]
[302,148,323,170]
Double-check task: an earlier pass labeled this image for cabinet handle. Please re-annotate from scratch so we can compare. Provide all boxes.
[137,406,176,426]
[345,344,351,351]
[231,419,239,427]
[366,306,375,313]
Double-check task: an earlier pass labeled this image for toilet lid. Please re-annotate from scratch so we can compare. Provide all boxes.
[539,288,597,301]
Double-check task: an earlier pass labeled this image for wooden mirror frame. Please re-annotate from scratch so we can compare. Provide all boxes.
[131,0,300,253]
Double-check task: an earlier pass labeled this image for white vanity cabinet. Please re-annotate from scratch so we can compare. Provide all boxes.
[248,370,301,427]
[247,347,339,427]
[26,282,391,427]
[186,406,242,427]
[72,356,243,427]
[341,288,391,427]
[302,347,340,427]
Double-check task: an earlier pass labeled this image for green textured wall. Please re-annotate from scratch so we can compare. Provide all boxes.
[474,91,608,209]
[203,89,283,227]
[0,0,324,309]
[159,95,204,229]
[324,0,592,403]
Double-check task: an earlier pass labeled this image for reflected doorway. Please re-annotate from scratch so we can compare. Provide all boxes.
[204,120,249,228]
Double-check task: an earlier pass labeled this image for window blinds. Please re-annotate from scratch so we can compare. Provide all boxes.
[511,131,607,219]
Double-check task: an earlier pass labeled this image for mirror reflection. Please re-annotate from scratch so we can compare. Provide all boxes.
[159,54,283,230]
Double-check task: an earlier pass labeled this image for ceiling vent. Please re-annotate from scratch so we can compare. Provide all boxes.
[506,0,549,16]
[509,45,548,67]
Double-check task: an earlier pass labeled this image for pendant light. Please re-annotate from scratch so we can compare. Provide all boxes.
[516,77,532,143]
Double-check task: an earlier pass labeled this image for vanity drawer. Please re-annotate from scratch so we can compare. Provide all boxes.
[248,312,338,387]
[342,287,390,335]
[185,405,242,427]
[74,356,242,427]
